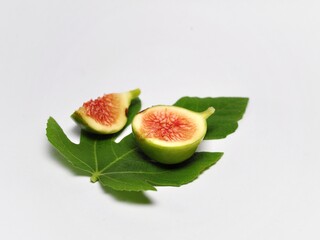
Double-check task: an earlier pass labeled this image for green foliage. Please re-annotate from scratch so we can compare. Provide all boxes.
[46,97,248,191]
[174,97,249,139]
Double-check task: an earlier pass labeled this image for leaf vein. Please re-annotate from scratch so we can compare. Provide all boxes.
[99,147,138,173]
[111,142,118,159]
[101,170,169,175]
[93,141,98,171]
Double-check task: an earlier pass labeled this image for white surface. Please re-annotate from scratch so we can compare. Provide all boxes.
[1,1,319,239]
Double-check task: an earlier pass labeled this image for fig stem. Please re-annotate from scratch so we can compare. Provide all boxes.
[200,107,215,119]
[129,88,141,99]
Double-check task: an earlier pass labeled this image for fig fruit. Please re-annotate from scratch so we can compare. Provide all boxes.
[132,105,215,164]
[71,88,141,134]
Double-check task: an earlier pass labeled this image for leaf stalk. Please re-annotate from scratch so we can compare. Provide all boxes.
[90,172,100,183]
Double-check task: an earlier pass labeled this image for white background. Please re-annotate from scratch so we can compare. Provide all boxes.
[1,1,319,239]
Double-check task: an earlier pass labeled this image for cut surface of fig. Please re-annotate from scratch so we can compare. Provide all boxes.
[71,88,140,134]
[132,105,214,164]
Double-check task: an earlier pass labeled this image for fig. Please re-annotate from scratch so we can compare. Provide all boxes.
[132,105,215,164]
[71,88,141,134]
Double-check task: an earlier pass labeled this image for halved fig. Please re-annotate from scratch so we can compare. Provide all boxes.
[71,88,141,134]
[132,105,215,164]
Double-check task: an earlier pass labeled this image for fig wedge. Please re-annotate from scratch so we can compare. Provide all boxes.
[72,88,140,134]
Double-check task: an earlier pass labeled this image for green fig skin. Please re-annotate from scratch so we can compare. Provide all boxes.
[71,110,102,134]
[132,106,214,164]
[133,133,203,164]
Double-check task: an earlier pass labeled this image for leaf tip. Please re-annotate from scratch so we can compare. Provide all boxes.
[46,116,56,136]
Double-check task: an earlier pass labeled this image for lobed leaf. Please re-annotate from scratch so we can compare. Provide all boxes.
[47,117,222,191]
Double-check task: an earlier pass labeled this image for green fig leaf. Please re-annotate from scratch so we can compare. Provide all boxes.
[174,97,249,139]
[46,97,248,192]
[47,119,223,191]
